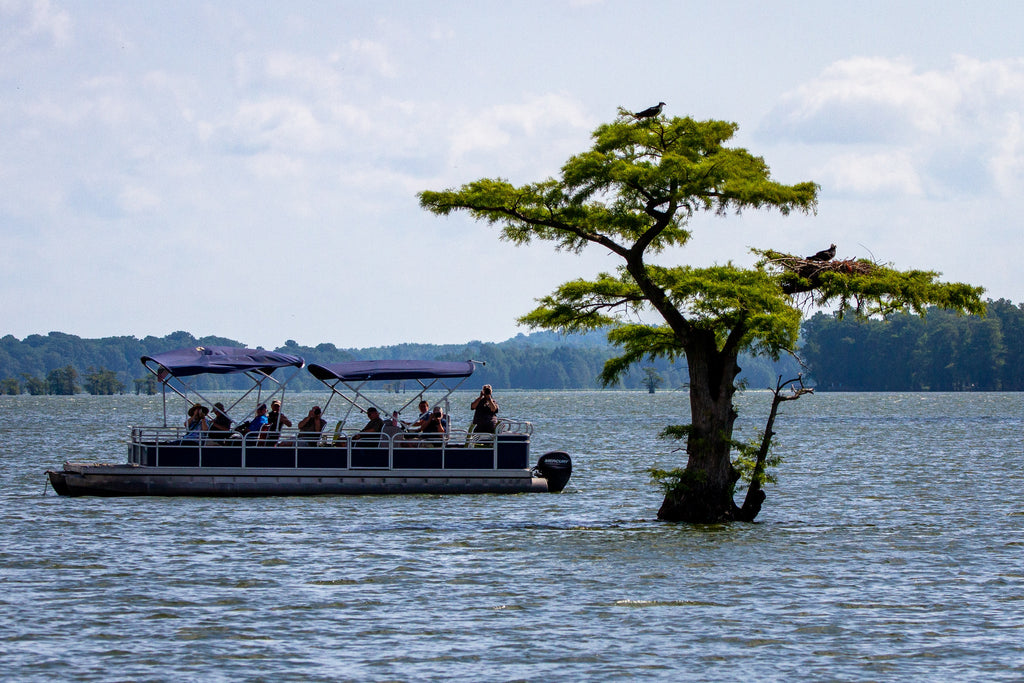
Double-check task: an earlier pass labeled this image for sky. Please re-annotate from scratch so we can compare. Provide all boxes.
[3,1,1024,349]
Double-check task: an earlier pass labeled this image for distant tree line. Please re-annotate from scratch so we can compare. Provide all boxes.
[0,328,799,395]
[0,364,128,396]
[6,300,1023,394]
[801,298,1024,390]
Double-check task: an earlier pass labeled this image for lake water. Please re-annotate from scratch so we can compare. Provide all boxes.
[2,390,1023,681]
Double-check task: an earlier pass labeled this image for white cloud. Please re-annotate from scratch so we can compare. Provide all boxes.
[761,56,1024,198]
[6,3,1024,347]
[264,50,344,92]
[815,151,923,197]
[446,93,594,170]
[215,98,325,155]
[118,185,162,213]
[0,0,71,51]
[348,39,396,78]
[990,112,1024,195]
[766,57,957,142]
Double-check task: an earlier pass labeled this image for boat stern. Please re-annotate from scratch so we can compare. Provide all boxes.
[533,451,572,493]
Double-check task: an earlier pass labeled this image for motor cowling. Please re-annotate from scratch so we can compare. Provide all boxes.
[533,451,572,493]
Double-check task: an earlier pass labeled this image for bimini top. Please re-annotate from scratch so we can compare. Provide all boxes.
[141,346,305,377]
[308,360,475,382]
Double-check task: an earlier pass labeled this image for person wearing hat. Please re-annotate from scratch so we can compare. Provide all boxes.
[183,403,209,442]
[266,399,291,444]
[355,407,385,439]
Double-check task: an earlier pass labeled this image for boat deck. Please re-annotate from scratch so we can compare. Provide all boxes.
[128,425,532,470]
[45,423,567,496]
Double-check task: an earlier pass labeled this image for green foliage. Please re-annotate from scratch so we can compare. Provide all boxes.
[84,367,126,395]
[520,262,805,385]
[0,377,19,395]
[652,263,803,359]
[657,424,780,487]
[649,466,708,497]
[421,107,985,521]
[22,374,47,395]
[518,272,645,333]
[600,324,687,386]
[0,331,253,393]
[422,113,821,385]
[0,327,799,393]
[46,365,78,395]
[801,299,1018,390]
[660,424,695,441]
[642,366,663,392]
[729,436,782,487]
[755,248,986,319]
[134,376,158,395]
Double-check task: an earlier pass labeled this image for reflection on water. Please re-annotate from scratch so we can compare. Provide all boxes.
[2,391,1024,681]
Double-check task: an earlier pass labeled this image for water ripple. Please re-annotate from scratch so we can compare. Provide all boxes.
[3,392,1024,681]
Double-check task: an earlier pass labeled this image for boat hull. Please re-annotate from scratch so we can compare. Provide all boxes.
[47,462,554,497]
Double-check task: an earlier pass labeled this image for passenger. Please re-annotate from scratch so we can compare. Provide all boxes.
[470,384,499,434]
[382,410,404,443]
[354,407,384,439]
[208,402,234,444]
[266,399,291,444]
[209,403,232,433]
[296,406,326,446]
[403,400,431,431]
[248,403,269,438]
[421,406,446,442]
[183,404,209,442]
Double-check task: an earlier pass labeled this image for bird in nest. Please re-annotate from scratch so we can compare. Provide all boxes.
[806,244,837,261]
[633,102,665,119]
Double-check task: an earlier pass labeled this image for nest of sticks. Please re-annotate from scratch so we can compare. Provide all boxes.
[767,255,876,294]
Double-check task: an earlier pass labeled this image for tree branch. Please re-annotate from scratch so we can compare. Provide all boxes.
[736,375,813,521]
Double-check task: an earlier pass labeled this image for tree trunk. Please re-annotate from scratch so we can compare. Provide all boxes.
[657,334,741,523]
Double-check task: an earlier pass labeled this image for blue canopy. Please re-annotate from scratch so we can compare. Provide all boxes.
[142,346,305,377]
[308,360,475,382]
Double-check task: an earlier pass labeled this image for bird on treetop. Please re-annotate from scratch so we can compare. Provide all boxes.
[807,244,837,261]
[633,102,665,119]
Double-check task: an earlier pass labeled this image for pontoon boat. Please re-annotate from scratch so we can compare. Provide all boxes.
[46,346,572,496]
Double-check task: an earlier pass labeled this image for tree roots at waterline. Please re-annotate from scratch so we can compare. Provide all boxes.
[656,376,812,524]
[657,486,761,523]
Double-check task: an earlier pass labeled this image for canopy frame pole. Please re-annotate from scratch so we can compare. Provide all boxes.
[308,360,483,427]
[142,356,304,425]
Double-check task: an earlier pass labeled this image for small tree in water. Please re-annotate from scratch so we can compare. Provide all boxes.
[420,109,984,522]
[642,367,663,394]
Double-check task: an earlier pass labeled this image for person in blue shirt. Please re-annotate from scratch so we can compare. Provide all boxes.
[248,403,269,436]
[183,403,209,442]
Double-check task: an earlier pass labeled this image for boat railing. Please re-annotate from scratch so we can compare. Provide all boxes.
[128,423,531,470]
[496,418,533,435]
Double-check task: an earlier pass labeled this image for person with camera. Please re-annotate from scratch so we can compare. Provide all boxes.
[470,384,499,434]
[296,406,326,446]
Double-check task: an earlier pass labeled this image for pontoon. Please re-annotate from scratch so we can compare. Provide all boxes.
[46,346,572,496]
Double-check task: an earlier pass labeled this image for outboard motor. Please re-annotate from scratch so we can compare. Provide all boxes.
[532,451,572,493]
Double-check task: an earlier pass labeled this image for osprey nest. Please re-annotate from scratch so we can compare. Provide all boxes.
[767,254,876,295]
